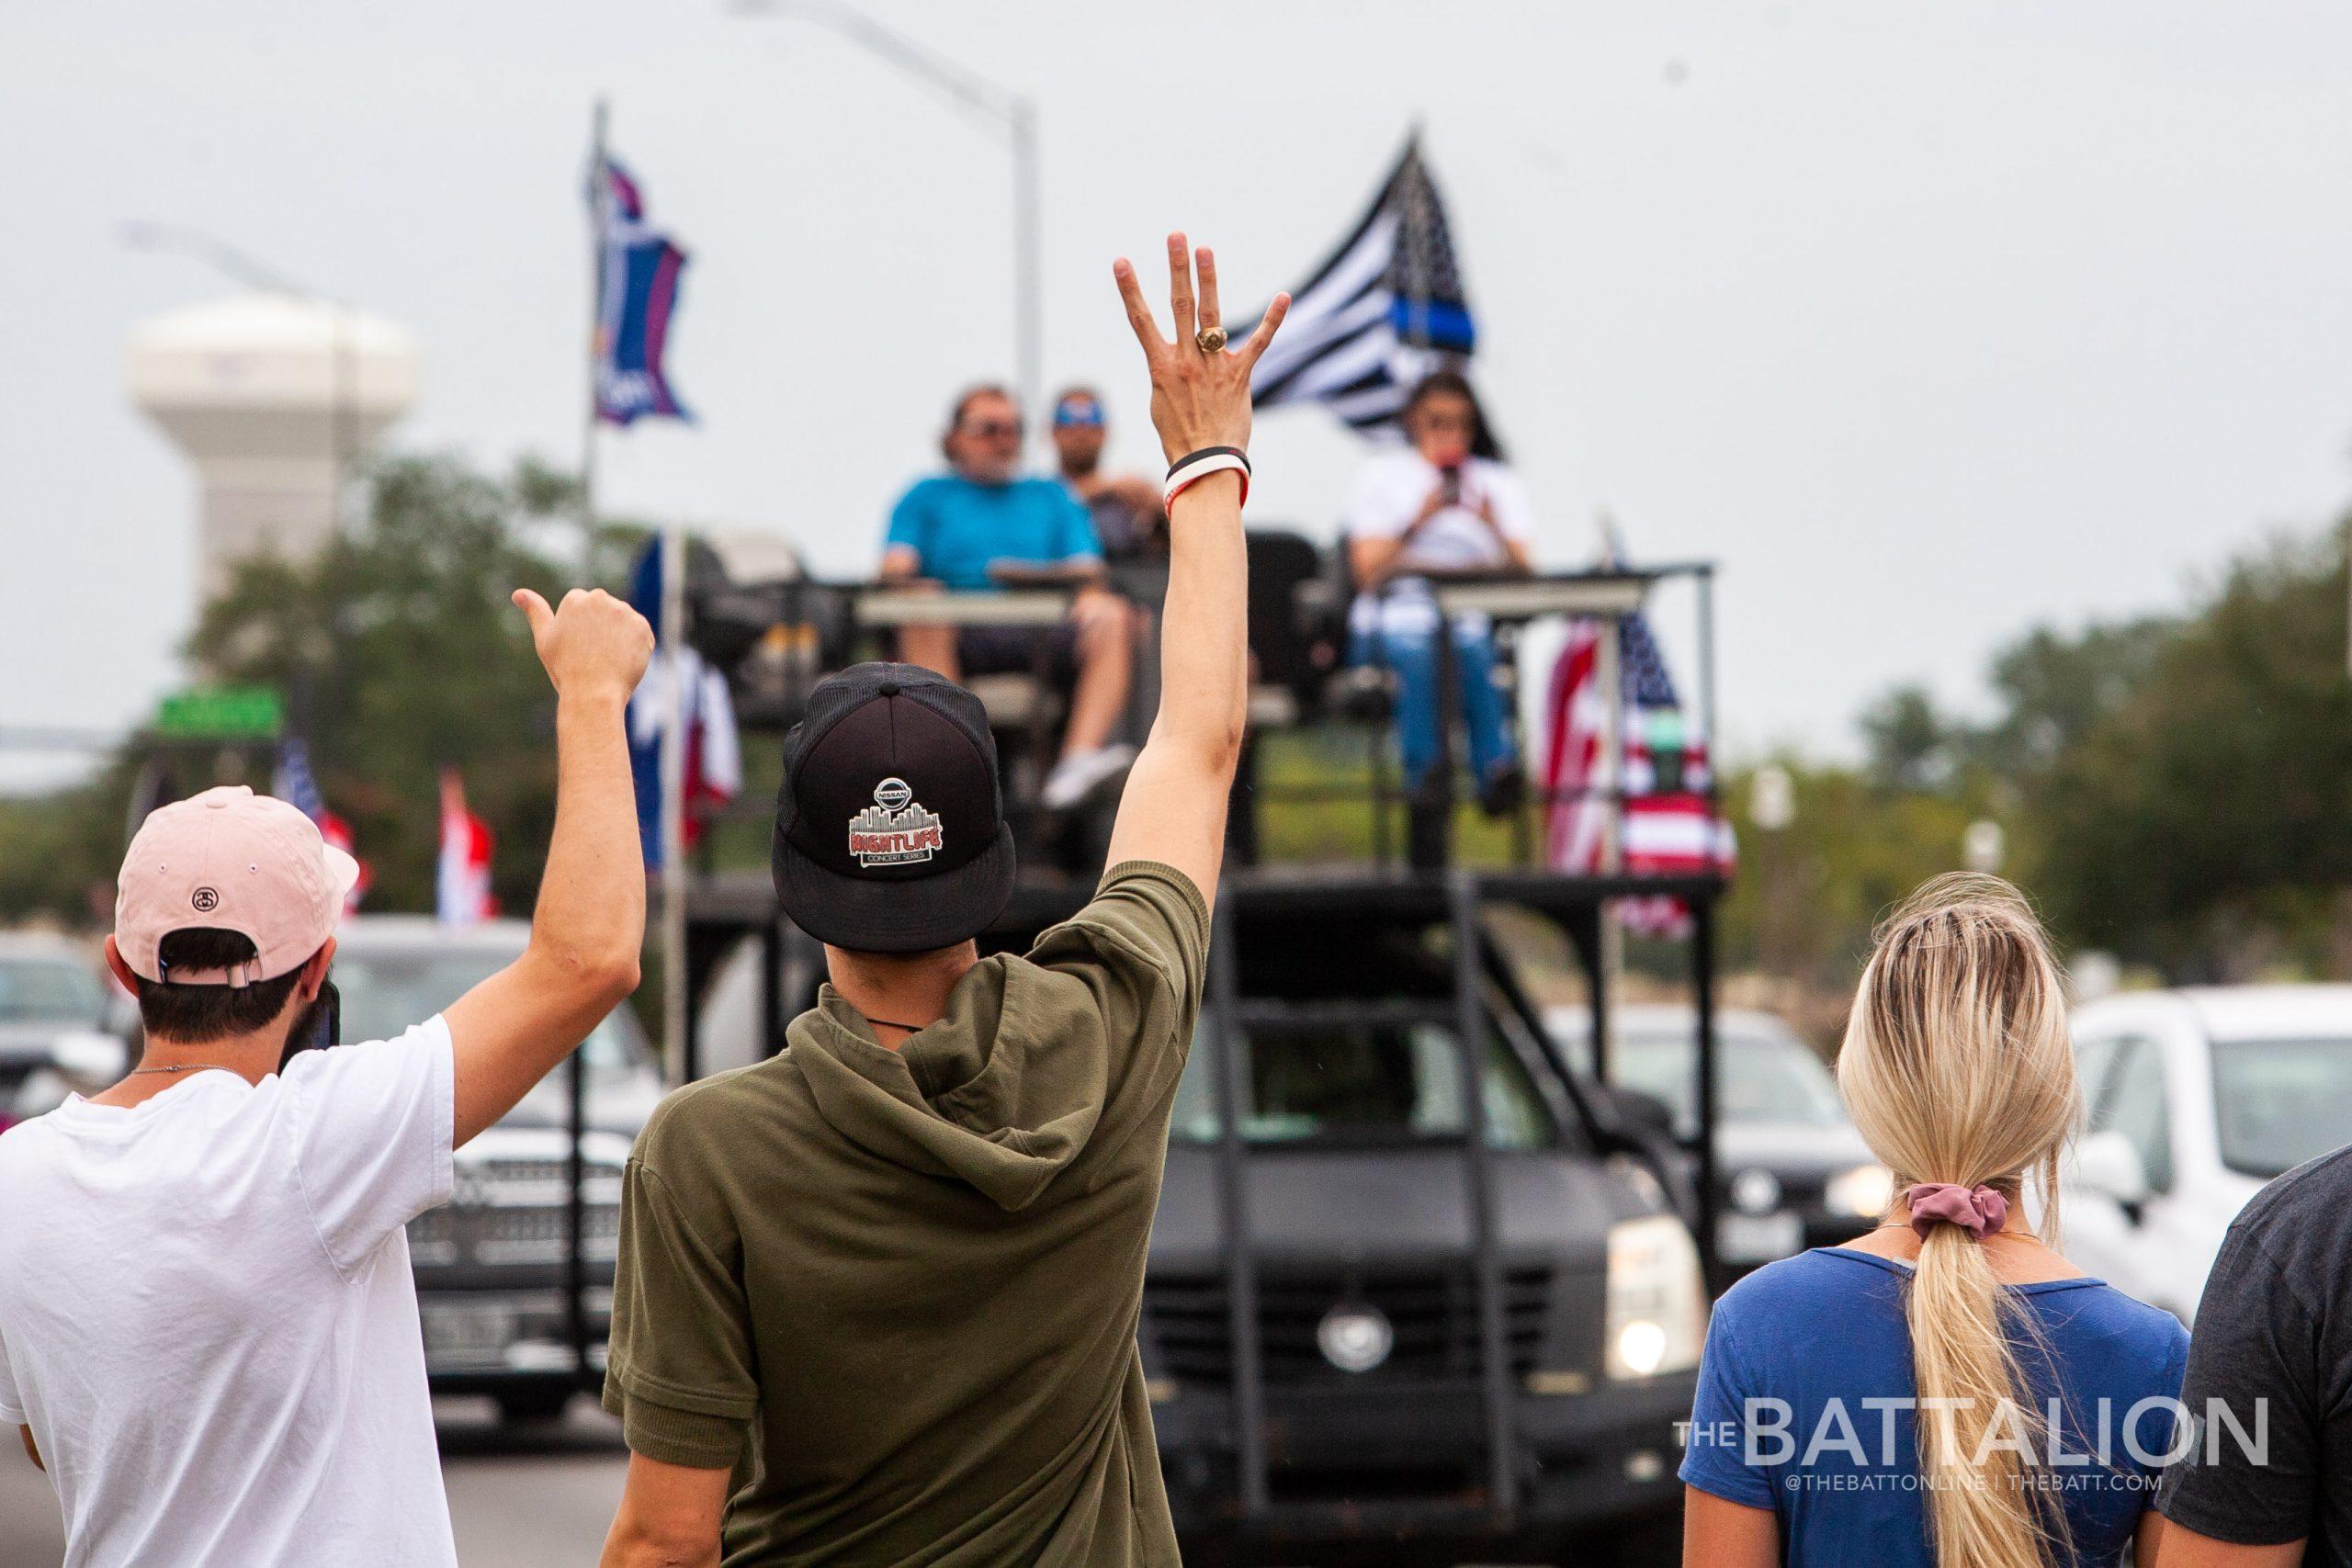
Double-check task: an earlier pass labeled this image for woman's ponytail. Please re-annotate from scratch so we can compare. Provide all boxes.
[1909,1218,2059,1568]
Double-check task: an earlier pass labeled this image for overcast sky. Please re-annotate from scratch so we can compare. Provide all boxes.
[6,1,2349,790]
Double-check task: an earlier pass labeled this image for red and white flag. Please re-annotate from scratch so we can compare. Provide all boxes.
[436,769,496,927]
[1541,615,1736,936]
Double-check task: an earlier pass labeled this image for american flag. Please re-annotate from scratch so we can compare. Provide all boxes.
[1249,132,1476,435]
[273,738,368,914]
[1541,615,1736,935]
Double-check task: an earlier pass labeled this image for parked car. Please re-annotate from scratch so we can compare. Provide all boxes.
[330,917,663,1423]
[2066,985,2352,1322]
[1548,1004,1893,1276]
[0,933,126,1133]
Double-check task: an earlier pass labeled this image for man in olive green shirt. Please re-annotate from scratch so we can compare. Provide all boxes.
[598,237,1289,1567]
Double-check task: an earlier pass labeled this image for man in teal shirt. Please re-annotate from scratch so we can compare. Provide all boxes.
[881,384,1138,810]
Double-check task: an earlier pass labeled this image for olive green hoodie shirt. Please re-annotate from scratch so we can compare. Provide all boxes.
[603,861,1206,1567]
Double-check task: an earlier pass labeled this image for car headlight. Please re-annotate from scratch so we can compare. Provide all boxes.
[1605,1213,1707,1380]
[1825,1162,1896,1218]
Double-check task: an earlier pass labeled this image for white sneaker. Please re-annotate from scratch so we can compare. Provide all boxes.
[1041,743,1136,811]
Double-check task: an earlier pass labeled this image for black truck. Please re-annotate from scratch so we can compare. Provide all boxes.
[1138,876,1711,1563]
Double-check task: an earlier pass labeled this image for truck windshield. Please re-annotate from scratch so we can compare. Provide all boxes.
[333,946,651,1101]
[1169,1018,1550,1148]
[2212,1036,2352,1178]
[1611,1032,1847,1140]
[0,957,105,1026]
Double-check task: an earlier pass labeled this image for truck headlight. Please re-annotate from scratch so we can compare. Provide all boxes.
[1825,1162,1896,1218]
[1605,1214,1707,1380]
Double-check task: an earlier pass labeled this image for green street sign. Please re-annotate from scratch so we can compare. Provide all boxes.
[154,685,286,741]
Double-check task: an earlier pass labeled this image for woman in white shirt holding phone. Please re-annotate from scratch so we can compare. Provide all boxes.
[1345,369,1536,818]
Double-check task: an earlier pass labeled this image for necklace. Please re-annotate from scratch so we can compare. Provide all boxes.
[866,1018,929,1033]
[129,1063,230,1077]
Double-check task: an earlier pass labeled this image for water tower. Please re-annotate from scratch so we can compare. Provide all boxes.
[126,293,422,601]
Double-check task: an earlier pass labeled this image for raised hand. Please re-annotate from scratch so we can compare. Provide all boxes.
[1113,233,1290,464]
[1102,235,1278,905]
[512,587,655,701]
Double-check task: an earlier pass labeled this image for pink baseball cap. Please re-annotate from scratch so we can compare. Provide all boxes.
[115,785,362,987]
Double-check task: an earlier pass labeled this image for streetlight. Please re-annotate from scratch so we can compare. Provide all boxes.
[1747,763,1795,833]
[120,220,359,525]
[731,0,1043,422]
[1746,762,1797,977]
[1962,818,2007,874]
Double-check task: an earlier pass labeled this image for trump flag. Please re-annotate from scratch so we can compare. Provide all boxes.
[592,155,692,426]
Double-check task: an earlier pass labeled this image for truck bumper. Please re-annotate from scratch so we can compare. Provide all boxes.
[1154,1371,1694,1540]
[417,1284,612,1389]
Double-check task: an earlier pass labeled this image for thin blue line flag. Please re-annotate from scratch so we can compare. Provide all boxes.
[1247,131,1477,437]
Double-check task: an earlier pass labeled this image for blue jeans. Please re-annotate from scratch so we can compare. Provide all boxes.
[1356,621,1516,789]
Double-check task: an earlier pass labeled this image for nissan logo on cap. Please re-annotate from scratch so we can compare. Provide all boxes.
[773,663,1017,955]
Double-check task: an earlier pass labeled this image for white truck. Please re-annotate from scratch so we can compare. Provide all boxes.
[334,917,662,1423]
[2066,984,2352,1322]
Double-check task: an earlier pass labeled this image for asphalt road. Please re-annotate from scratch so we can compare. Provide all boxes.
[1,1398,630,1568]
[0,1401,1668,1567]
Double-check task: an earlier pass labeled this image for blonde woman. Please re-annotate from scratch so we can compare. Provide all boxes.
[1680,874,2189,1568]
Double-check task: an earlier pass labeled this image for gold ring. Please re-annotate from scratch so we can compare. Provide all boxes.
[1194,325,1228,354]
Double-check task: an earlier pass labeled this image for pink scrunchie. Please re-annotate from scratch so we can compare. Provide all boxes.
[1905,1183,2008,1241]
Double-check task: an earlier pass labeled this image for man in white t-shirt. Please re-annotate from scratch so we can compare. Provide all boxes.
[0,586,651,1568]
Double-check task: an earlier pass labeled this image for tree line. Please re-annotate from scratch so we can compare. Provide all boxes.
[1725,523,2352,987]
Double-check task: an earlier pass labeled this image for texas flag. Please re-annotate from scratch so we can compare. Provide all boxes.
[624,538,741,871]
[436,769,496,927]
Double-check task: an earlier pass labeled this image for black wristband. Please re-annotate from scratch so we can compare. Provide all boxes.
[1165,445,1251,480]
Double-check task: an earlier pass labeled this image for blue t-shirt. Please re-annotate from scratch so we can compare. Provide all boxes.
[883,475,1101,592]
[1681,1247,2189,1568]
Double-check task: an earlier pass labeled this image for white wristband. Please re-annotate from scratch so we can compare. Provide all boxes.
[1162,450,1251,511]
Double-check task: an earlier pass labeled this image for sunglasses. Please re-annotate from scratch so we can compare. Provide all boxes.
[959,419,1024,440]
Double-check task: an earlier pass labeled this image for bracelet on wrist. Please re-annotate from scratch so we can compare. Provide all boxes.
[1163,446,1251,511]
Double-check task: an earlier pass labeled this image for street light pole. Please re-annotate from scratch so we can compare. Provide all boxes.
[119,220,313,298]
[731,0,1043,419]
[1010,94,1042,423]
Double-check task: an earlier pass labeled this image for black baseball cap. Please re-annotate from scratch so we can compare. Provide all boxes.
[773,662,1016,953]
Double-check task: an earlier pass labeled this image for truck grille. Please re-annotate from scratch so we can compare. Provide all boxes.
[408,1159,623,1268]
[1146,1264,1553,1385]
[467,1156,619,1187]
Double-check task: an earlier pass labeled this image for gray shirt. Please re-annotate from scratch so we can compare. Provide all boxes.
[2157,1144,2352,1562]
